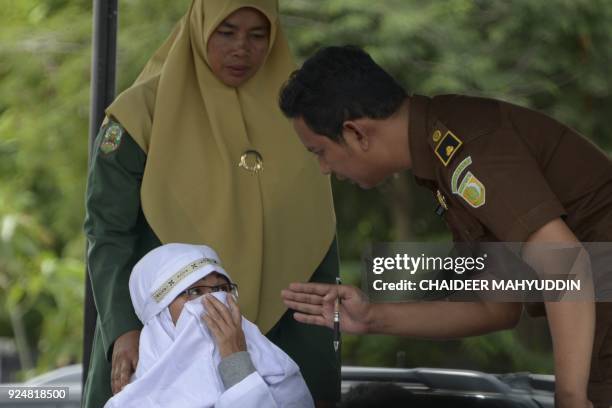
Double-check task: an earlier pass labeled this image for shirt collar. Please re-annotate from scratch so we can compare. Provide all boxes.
[408,94,436,181]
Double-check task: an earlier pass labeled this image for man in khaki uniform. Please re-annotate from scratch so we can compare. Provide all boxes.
[279,46,612,408]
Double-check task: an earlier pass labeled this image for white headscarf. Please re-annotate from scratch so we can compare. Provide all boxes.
[105,243,314,408]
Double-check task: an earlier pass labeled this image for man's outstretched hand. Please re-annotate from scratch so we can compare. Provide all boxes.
[281,282,372,334]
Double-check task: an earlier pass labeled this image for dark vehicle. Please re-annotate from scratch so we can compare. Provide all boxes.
[0,364,553,407]
[341,366,554,407]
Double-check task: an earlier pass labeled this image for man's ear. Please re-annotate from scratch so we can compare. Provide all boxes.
[342,120,370,151]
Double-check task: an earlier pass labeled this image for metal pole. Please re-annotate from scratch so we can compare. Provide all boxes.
[83,0,118,390]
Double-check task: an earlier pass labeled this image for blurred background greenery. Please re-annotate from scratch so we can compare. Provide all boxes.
[0,0,611,380]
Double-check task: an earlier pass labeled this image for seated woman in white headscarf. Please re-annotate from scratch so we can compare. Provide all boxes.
[104,243,314,408]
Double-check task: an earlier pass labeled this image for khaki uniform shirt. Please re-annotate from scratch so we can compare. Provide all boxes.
[408,95,612,402]
[409,94,612,244]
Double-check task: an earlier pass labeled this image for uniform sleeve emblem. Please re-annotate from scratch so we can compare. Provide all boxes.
[100,123,124,154]
[434,129,462,166]
[457,171,486,208]
[451,156,486,208]
[451,156,473,193]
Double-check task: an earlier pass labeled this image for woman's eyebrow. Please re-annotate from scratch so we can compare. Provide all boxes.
[219,21,237,30]
[219,21,268,31]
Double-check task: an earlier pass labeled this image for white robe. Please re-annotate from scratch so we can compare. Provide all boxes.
[105,243,314,408]
[105,293,314,408]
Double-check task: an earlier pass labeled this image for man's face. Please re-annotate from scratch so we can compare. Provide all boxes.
[293,117,389,189]
[206,7,270,88]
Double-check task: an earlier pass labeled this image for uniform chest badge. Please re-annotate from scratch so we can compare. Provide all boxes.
[451,155,486,208]
[435,189,448,216]
[100,124,124,154]
[436,189,448,210]
[433,129,462,166]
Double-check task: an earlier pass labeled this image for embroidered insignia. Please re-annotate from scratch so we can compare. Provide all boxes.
[457,171,486,208]
[451,156,473,193]
[434,130,462,166]
[432,130,442,143]
[152,257,220,303]
[100,124,124,154]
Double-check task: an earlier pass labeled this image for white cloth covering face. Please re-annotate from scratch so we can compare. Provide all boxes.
[104,243,314,408]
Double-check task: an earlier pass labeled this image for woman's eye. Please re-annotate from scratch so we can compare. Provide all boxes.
[217,31,233,37]
[188,288,202,296]
[250,33,266,39]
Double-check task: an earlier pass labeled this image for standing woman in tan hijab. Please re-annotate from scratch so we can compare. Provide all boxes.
[83,1,338,407]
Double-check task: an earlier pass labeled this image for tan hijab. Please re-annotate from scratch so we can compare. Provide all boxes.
[106,0,335,332]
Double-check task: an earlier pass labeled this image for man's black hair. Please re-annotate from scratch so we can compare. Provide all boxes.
[279,45,407,141]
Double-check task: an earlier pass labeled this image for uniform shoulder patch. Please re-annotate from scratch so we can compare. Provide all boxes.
[433,128,462,167]
[451,156,472,193]
[450,155,486,208]
[100,123,124,154]
[457,171,486,208]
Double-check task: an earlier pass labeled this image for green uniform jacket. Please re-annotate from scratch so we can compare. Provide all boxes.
[82,121,340,407]
[82,121,161,408]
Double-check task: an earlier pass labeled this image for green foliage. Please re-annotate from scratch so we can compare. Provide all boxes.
[1,0,611,378]
[0,0,91,375]
[0,210,83,375]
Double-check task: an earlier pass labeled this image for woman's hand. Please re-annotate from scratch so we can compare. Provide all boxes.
[202,294,247,358]
[111,329,140,394]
